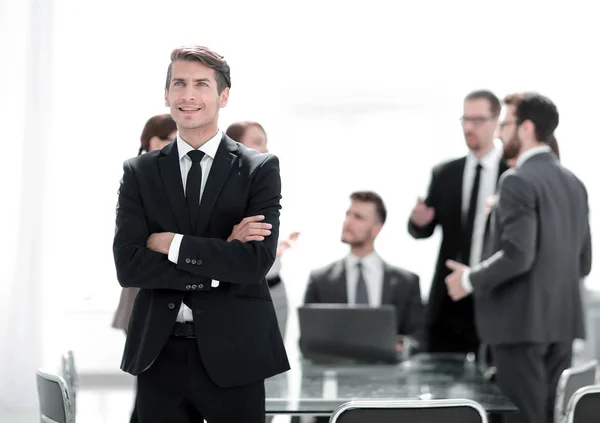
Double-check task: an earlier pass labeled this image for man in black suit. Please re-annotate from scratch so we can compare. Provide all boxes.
[446,92,592,423]
[408,90,509,355]
[113,45,289,423]
[305,191,425,347]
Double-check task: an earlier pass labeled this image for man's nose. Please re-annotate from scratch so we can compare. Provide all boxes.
[182,86,197,102]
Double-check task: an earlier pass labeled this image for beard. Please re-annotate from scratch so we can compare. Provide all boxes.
[341,234,366,248]
[502,133,521,160]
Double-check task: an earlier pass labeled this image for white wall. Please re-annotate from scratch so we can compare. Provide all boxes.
[33,0,600,371]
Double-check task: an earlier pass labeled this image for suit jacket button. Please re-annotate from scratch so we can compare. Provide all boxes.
[185,258,191,264]
[186,284,191,289]
[198,284,204,289]
[168,303,175,310]
[191,259,197,265]
[197,259,203,266]
[192,284,197,289]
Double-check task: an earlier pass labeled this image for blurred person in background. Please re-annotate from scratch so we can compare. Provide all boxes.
[407,90,509,356]
[112,113,176,423]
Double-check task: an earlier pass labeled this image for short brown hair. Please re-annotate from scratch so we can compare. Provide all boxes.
[547,134,560,159]
[139,114,176,155]
[503,93,525,107]
[225,121,267,143]
[350,191,387,224]
[504,92,559,143]
[465,90,501,117]
[165,45,231,94]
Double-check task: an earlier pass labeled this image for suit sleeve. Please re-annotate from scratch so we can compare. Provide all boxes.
[113,160,200,290]
[469,173,538,293]
[408,167,439,239]
[303,272,320,304]
[398,274,425,345]
[581,204,592,278]
[174,155,281,285]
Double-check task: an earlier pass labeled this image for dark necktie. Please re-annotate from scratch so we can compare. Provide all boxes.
[355,262,369,305]
[186,150,205,232]
[462,163,482,265]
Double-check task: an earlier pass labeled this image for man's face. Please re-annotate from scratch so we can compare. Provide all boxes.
[164,60,229,133]
[499,105,521,160]
[461,99,498,154]
[341,200,382,247]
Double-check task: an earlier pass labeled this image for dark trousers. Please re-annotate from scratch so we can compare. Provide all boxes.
[137,337,265,423]
[427,294,480,355]
[426,319,479,355]
[491,343,572,423]
[124,331,139,423]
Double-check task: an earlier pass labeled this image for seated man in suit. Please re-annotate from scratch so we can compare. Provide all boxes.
[304,191,425,349]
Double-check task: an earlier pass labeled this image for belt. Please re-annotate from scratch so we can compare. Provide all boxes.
[267,275,282,288]
[171,322,195,338]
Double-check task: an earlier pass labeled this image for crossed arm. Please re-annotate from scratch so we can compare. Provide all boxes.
[113,156,282,290]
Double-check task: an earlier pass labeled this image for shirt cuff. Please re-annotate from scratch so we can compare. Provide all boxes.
[462,269,474,294]
[168,234,183,263]
[168,234,219,287]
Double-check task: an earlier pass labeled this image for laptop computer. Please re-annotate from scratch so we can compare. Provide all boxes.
[298,304,399,364]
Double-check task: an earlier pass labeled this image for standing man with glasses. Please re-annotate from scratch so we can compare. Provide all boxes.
[407,90,509,356]
[113,45,289,423]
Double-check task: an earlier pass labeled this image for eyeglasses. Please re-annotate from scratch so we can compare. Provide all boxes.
[459,116,497,126]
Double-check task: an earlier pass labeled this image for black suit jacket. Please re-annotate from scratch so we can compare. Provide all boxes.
[303,259,425,345]
[407,156,509,328]
[470,152,591,345]
[113,135,290,387]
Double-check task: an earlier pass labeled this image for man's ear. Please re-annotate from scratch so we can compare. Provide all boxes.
[218,87,230,109]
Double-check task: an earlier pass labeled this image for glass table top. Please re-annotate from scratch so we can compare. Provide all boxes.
[265,353,516,415]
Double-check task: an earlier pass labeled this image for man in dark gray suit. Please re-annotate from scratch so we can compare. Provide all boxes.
[445,93,592,423]
[304,191,425,347]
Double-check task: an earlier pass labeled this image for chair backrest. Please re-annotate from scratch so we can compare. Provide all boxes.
[60,350,78,415]
[565,384,600,423]
[36,369,74,423]
[555,360,598,423]
[330,399,488,423]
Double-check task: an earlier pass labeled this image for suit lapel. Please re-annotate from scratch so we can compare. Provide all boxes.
[498,159,509,183]
[194,135,238,236]
[482,159,509,259]
[330,260,349,303]
[454,157,467,226]
[158,142,192,234]
[381,262,398,305]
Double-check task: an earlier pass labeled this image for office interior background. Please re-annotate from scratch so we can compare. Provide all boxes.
[1,0,598,421]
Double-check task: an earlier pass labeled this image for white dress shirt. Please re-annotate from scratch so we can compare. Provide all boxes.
[345,252,384,307]
[461,144,552,293]
[462,144,503,266]
[167,131,222,322]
